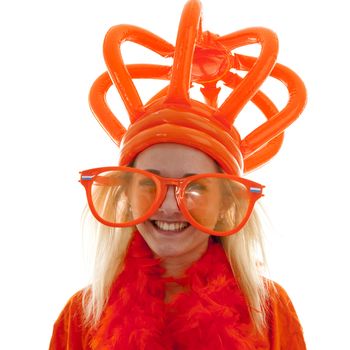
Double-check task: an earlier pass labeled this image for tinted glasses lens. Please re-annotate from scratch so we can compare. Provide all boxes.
[90,170,157,225]
[184,176,251,233]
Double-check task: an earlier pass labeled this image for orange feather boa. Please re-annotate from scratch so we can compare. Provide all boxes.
[88,230,269,349]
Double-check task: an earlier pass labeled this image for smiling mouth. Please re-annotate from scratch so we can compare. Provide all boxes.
[150,220,190,232]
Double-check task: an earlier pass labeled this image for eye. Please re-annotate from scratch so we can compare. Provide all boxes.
[139,179,155,187]
[186,182,206,192]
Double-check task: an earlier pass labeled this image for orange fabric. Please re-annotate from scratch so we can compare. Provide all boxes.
[267,283,307,349]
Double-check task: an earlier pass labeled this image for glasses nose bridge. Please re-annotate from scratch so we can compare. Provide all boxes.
[161,177,183,188]
[160,177,184,200]
[156,177,184,213]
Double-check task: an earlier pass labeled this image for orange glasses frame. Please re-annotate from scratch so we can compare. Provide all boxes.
[79,166,265,236]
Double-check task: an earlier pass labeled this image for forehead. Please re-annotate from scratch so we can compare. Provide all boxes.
[133,143,219,177]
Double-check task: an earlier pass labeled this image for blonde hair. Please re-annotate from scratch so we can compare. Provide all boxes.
[80,193,272,333]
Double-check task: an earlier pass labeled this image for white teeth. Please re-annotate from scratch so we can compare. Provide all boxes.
[154,220,189,232]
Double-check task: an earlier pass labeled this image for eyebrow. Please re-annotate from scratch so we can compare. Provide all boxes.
[145,169,197,178]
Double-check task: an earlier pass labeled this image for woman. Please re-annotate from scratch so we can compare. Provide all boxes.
[49,0,307,348]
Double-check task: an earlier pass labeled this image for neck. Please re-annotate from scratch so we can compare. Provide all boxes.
[159,239,210,278]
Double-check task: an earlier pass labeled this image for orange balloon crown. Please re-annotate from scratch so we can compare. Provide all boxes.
[89,0,307,174]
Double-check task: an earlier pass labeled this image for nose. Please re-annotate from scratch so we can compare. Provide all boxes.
[158,185,180,215]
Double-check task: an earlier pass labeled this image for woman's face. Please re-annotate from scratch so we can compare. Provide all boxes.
[131,143,221,259]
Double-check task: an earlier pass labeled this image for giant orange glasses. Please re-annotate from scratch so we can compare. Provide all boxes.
[79,166,264,236]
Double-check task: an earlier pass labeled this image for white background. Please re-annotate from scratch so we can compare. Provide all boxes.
[1,0,349,348]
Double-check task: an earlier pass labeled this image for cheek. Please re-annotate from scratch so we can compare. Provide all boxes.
[128,184,156,219]
[186,190,222,229]
[203,199,222,227]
